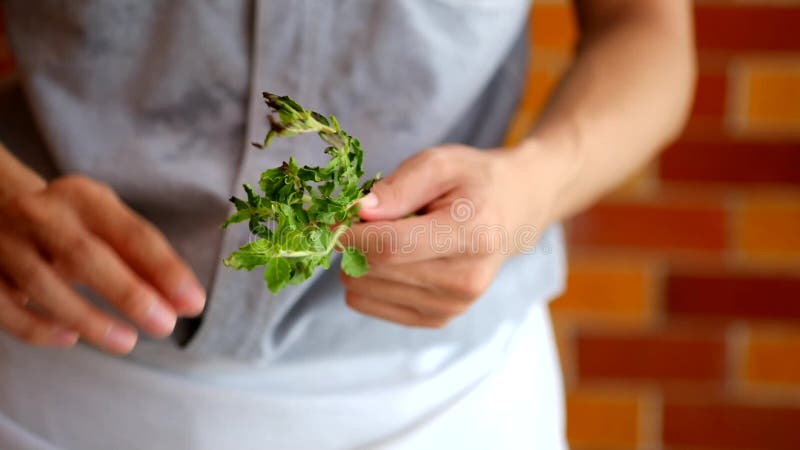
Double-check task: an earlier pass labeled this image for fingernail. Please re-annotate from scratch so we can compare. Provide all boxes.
[51,328,79,348]
[173,279,206,316]
[144,300,177,337]
[360,193,379,209]
[104,325,138,354]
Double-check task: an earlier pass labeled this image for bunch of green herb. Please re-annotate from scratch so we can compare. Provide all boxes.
[222,92,378,294]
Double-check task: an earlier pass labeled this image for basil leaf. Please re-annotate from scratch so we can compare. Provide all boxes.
[341,248,369,277]
[222,92,379,294]
[264,257,292,294]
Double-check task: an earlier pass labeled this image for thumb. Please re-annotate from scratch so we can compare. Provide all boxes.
[358,150,457,221]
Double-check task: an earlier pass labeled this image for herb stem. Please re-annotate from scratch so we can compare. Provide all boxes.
[276,225,351,258]
[223,92,374,293]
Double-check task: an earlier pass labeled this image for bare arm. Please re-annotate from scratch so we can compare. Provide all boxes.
[516,0,696,223]
[340,0,696,328]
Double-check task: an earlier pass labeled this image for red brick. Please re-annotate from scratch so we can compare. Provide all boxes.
[694,5,800,52]
[667,273,800,321]
[566,389,641,449]
[660,140,800,185]
[681,116,728,143]
[568,202,727,252]
[551,259,654,326]
[738,196,800,260]
[744,63,800,135]
[576,331,727,382]
[743,328,800,387]
[664,401,800,450]
[691,73,727,117]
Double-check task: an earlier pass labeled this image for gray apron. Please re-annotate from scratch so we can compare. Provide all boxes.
[0,1,567,448]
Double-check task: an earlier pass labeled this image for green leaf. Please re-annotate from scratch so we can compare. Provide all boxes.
[222,92,379,294]
[243,184,259,206]
[221,209,252,228]
[223,240,274,270]
[341,248,369,277]
[264,257,291,294]
[230,196,250,211]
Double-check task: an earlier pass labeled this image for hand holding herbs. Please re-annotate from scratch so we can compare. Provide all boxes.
[222,93,378,294]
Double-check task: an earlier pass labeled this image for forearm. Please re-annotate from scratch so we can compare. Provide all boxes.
[514,2,696,224]
[0,141,47,204]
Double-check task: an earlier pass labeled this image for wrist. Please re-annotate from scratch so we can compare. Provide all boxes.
[499,134,583,226]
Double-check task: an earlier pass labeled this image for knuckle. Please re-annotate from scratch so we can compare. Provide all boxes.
[376,236,402,264]
[344,293,363,311]
[61,307,101,337]
[451,269,491,300]
[117,221,155,259]
[437,300,469,318]
[6,287,28,305]
[419,148,451,174]
[339,273,360,289]
[126,216,157,242]
[157,257,188,293]
[337,227,357,249]
[63,233,96,264]
[3,193,43,223]
[14,323,46,345]
[16,261,46,292]
[78,319,108,342]
[1,194,24,216]
[116,283,150,317]
[419,316,449,329]
[52,175,116,205]
[55,313,82,333]
[463,280,489,300]
[433,318,450,329]
[91,179,114,197]
[51,174,93,194]
[372,180,399,207]
[417,148,441,165]
[10,323,32,341]
[369,249,394,266]
[355,224,397,260]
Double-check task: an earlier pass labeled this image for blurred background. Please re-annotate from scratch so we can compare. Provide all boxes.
[1,1,798,450]
[506,1,800,449]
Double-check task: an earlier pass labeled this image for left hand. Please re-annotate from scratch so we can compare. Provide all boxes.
[341,143,570,328]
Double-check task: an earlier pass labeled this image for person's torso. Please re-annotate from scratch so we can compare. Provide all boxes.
[0,1,567,448]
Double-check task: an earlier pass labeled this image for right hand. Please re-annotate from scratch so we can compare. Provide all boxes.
[0,175,206,354]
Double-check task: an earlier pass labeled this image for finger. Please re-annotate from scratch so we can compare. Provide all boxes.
[0,232,138,354]
[365,255,501,301]
[344,209,457,264]
[357,148,461,221]
[51,177,206,315]
[341,272,468,319]
[365,257,476,288]
[38,219,178,338]
[0,277,79,347]
[345,292,447,329]
[15,198,177,337]
[0,274,30,307]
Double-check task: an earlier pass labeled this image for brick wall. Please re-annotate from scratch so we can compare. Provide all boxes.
[1,2,798,449]
[508,1,800,449]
